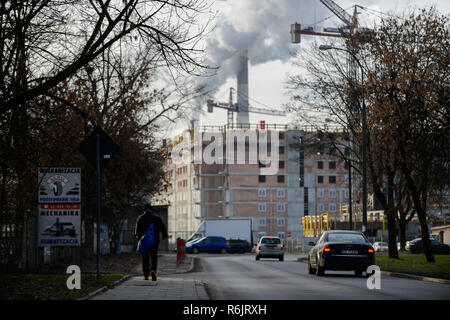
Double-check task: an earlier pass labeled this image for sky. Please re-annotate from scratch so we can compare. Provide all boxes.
[167,0,450,136]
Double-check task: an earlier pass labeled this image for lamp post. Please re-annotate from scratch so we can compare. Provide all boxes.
[318,45,368,236]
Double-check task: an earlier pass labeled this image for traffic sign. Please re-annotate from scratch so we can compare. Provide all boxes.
[78,127,119,167]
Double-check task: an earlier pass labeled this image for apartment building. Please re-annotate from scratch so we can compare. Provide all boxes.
[156,125,350,248]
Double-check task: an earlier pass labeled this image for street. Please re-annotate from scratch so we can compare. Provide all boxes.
[176,253,450,300]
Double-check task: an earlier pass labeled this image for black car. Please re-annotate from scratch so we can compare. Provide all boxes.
[407,238,450,254]
[308,230,375,277]
[227,239,252,253]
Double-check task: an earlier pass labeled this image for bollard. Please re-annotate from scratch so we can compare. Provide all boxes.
[176,238,186,266]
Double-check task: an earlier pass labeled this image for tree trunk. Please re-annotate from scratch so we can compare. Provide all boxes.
[387,209,398,259]
[417,208,434,262]
[398,217,406,251]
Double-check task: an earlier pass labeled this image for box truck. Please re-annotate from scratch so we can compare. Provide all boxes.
[186,218,253,245]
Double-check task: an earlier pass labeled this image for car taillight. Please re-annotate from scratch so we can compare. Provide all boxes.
[258,244,261,249]
[248,243,251,247]
[322,244,331,252]
[280,244,284,249]
[368,245,374,253]
[226,242,230,246]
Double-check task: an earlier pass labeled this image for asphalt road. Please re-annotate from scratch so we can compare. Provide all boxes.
[180,253,450,300]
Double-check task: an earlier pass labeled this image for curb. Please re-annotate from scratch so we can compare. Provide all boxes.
[175,255,195,274]
[380,271,450,285]
[77,274,132,300]
[295,258,450,285]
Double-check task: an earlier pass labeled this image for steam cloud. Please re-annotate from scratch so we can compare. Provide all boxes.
[193,0,328,124]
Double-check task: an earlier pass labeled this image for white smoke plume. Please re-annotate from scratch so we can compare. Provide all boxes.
[192,0,329,125]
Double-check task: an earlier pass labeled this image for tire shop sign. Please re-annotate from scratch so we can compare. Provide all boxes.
[38,167,81,247]
[38,167,81,203]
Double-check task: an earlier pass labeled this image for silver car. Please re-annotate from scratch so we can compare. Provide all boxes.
[255,236,284,261]
[373,242,388,252]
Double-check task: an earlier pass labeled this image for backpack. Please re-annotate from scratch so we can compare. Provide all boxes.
[137,223,155,255]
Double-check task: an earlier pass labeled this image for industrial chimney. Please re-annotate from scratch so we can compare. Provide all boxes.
[236,49,249,128]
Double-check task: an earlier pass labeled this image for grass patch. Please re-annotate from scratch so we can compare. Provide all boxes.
[0,273,126,300]
[375,252,450,280]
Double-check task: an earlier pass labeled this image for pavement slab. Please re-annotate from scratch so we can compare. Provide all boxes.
[89,253,209,300]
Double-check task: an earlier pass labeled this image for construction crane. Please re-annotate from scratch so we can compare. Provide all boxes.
[206,87,286,128]
[290,0,369,43]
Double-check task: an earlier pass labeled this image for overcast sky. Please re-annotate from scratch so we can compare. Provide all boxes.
[168,0,449,135]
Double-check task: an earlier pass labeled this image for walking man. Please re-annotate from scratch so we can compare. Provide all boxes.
[135,204,168,281]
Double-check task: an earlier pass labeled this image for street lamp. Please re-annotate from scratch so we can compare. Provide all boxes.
[319,44,368,236]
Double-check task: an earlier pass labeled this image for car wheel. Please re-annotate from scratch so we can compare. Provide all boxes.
[354,269,363,277]
[192,247,199,254]
[308,259,316,274]
[279,256,284,262]
[316,255,325,276]
[220,247,227,254]
[255,255,260,261]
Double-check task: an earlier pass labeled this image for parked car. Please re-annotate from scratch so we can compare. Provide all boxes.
[407,238,450,254]
[308,230,375,277]
[255,236,284,261]
[186,236,230,254]
[373,242,388,252]
[227,239,252,253]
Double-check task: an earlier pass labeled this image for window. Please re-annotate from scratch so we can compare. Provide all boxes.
[329,189,336,198]
[318,176,324,184]
[327,232,368,244]
[344,161,349,170]
[259,175,266,183]
[258,203,267,212]
[258,188,267,197]
[345,189,349,199]
[277,175,285,183]
[277,232,285,240]
[258,218,266,226]
[279,160,285,169]
[279,132,285,140]
[279,146,285,154]
[329,203,337,212]
[277,218,285,226]
[317,189,324,198]
[329,176,336,184]
[317,161,323,169]
[261,237,281,244]
[317,203,325,213]
[277,188,285,198]
[329,161,336,169]
[277,203,285,212]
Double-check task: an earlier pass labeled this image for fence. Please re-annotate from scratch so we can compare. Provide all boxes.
[0,212,98,273]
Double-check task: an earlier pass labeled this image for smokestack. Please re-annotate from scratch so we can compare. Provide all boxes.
[236,49,249,128]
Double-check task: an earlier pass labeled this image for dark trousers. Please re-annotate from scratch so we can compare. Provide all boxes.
[142,242,159,277]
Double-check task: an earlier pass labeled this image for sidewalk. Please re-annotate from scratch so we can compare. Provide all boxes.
[89,253,209,300]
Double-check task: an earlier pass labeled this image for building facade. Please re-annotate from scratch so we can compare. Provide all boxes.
[155,125,350,248]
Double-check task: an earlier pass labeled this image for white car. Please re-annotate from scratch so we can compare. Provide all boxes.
[255,236,284,261]
[373,242,388,252]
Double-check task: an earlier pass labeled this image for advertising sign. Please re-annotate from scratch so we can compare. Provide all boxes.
[38,167,81,203]
[38,203,81,246]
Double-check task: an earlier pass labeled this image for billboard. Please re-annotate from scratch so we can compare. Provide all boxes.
[38,167,81,203]
[38,203,81,246]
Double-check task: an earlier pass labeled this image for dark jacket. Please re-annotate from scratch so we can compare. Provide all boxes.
[135,210,168,243]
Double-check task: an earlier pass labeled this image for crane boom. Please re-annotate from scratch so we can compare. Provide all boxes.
[242,105,286,116]
[319,0,353,27]
[207,87,286,127]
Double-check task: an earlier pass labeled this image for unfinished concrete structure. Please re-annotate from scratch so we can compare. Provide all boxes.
[155,125,351,248]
